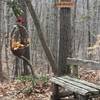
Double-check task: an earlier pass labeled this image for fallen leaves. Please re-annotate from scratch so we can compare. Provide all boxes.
[0,79,51,100]
[79,69,98,83]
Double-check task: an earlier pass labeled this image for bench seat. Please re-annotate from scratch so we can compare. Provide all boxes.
[50,76,100,99]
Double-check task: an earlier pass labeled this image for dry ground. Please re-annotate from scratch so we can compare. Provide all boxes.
[0,68,100,100]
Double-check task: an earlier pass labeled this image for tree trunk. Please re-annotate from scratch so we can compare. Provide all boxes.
[0,0,5,81]
[24,0,57,74]
[58,8,72,76]
[12,0,32,76]
[18,0,30,75]
[72,0,78,77]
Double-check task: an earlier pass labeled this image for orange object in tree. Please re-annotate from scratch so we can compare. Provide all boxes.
[11,39,25,50]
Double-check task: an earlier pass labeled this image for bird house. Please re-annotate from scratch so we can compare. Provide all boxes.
[55,0,74,8]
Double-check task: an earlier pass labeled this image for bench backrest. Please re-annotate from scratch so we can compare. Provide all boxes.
[67,57,100,70]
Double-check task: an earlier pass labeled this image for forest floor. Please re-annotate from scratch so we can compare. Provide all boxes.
[0,68,100,100]
[0,78,52,100]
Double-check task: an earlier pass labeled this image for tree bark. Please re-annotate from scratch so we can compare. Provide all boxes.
[0,0,6,81]
[18,0,30,75]
[87,0,91,47]
[72,0,78,77]
[58,8,72,76]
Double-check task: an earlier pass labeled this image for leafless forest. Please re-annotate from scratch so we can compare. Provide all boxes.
[0,0,100,100]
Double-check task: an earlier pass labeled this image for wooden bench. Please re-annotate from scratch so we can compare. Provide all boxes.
[51,76,100,100]
[50,58,100,100]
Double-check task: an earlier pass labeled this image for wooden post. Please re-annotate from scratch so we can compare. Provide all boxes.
[79,95,89,100]
[73,65,78,78]
[51,84,60,100]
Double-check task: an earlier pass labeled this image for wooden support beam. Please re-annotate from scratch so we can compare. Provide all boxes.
[79,95,89,100]
[59,91,73,98]
[24,0,57,74]
[67,57,100,69]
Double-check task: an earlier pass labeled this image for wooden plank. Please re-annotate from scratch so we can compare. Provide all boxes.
[59,91,73,98]
[57,77,99,95]
[63,76,100,90]
[67,57,100,69]
[50,77,91,96]
[79,95,89,100]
